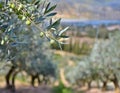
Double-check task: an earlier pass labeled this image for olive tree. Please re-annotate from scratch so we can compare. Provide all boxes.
[66,31,120,93]
[0,0,68,90]
[90,32,120,92]
[8,38,57,88]
[0,0,68,58]
[66,56,100,89]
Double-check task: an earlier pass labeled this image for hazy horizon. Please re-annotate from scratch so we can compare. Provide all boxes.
[51,0,120,20]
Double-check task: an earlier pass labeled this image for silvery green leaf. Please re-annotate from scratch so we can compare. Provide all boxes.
[46,12,57,17]
[58,27,69,36]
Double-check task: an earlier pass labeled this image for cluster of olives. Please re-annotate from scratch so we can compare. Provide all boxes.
[8,3,31,25]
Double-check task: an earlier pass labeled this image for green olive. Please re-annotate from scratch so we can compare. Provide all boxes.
[22,16,26,21]
[26,20,31,25]
[50,39,55,44]
[18,4,23,11]
[40,32,44,37]
[1,40,4,45]
[9,3,15,9]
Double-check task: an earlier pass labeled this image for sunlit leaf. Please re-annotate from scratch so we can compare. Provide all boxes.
[58,27,69,36]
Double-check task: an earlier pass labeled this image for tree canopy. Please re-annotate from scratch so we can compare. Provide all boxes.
[0,0,68,61]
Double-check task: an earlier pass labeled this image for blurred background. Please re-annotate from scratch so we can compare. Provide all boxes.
[50,0,120,55]
[49,1,120,93]
[53,0,120,20]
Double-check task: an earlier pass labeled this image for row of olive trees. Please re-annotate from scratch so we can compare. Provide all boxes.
[0,0,68,91]
[65,31,120,93]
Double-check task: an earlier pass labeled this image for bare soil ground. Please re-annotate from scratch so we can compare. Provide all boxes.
[0,74,116,93]
[0,78,52,93]
[0,86,52,93]
[86,88,114,93]
[0,87,115,93]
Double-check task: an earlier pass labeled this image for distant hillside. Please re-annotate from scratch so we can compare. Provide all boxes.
[51,0,120,20]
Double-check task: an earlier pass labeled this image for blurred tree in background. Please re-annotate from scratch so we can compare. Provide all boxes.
[65,31,120,93]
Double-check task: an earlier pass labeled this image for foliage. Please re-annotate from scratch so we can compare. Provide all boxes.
[52,82,73,93]
[0,0,69,88]
[0,0,68,61]
[65,31,120,89]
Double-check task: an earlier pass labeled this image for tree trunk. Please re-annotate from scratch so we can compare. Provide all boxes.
[87,81,91,90]
[37,75,41,85]
[102,81,107,91]
[10,70,19,92]
[112,77,120,93]
[5,66,15,88]
[43,76,48,85]
[31,75,36,87]
[12,70,19,88]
